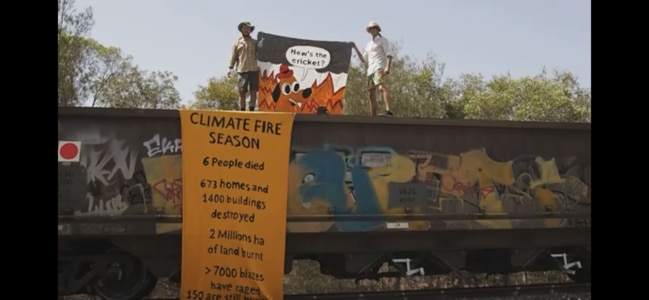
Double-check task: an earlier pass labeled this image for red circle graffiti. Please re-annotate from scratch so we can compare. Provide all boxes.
[60,143,79,159]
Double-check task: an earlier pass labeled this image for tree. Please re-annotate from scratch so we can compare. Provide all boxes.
[188,75,239,110]
[343,42,457,119]
[84,40,131,107]
[58,0,182,109]
[342,42,590,123]
[92,67,181,109]
[58,0,94,106]
[460,69,591,122]
[189,41,590,123]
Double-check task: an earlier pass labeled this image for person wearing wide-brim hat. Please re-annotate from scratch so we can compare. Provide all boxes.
[353,21,395,117]
[228,21,260,111]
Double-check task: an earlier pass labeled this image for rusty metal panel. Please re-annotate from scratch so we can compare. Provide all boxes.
[58,163,86,214]
[57,107,590,235]
[58,108,182,236]
[287,116,591,233]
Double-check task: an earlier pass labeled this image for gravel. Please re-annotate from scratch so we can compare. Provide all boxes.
[63,260,590,300]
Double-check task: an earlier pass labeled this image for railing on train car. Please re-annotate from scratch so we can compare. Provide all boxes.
[57,211,591,223]
[57,107,591,131]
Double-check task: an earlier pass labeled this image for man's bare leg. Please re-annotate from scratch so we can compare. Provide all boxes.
[378,84,391,112]
[238,92,247,110]
[368,88,378,116]
[249,90,258,111]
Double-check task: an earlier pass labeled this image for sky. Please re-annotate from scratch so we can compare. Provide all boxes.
[74,0,591,105]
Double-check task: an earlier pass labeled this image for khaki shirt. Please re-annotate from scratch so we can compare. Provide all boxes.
[228,36,259,73]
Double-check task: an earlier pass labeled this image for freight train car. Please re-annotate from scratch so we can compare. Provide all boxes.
[57,107,591,300]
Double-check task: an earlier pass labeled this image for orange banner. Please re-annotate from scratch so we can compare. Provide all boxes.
[179,109,295,300]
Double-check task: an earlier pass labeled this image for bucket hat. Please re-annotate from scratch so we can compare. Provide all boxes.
[238,21,255,33]
[366,21,382,33]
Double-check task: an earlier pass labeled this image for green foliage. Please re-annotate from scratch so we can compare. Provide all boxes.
[58,0,94,107]
[341,43,590,123]
[189,75,239,110]
[60,0,590,123]
[461,69,591,122]
[94,68,181,109]
[58,0,181,109]
[188,50,590,123]
[344,42,455,118]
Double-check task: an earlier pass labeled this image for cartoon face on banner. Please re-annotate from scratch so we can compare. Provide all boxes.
[256,32,352,114]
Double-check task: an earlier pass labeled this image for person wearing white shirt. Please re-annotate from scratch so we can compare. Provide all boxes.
[352,21,395,117]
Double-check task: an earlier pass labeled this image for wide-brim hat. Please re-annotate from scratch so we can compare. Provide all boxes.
[366,21,382,33]
[238,21,255,33]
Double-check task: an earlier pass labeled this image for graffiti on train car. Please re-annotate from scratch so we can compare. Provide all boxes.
[142,155,182,214]
[58,130,184,217]
[143,134,182,158]
[59,130,590,232]
[82,138,138,186]
[286,144,591,232]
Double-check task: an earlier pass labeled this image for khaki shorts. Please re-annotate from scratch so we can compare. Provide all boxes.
[367,70,385,89]
[237,71,259,93]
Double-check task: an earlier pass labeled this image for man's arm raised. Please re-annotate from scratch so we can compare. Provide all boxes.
[350,42,365,65]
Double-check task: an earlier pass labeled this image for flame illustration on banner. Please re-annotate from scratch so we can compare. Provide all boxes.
[256,32,352,114]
